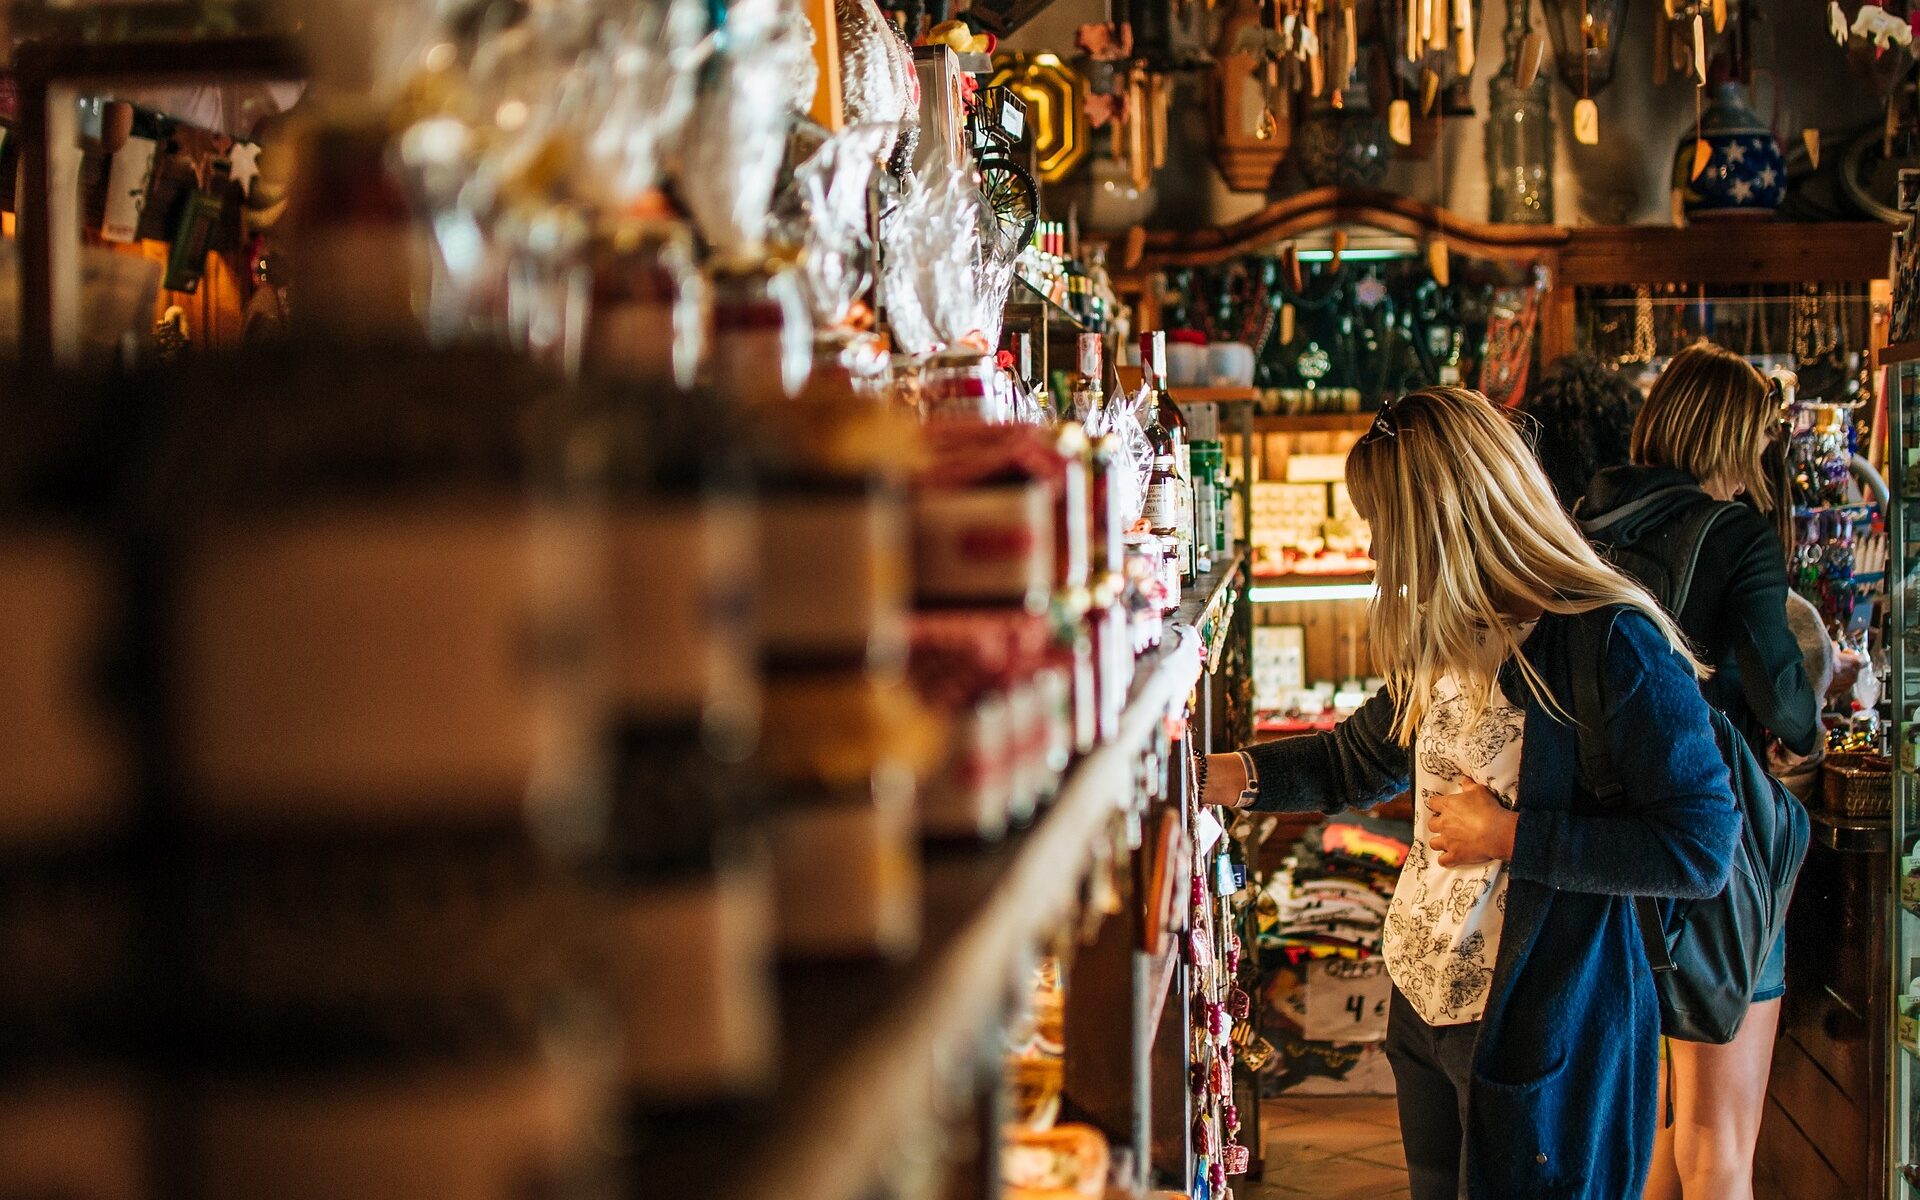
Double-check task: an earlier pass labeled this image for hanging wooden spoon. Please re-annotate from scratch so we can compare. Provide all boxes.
[1804,127,1821,169]
[1282,242,1304,292]
[1420,66,1440,115]
[1452,0,1475,76]
[1330,229,1349,274]
[1389,97,1413,145]
[1515,30,1545,87]
[1427,237,1451,287]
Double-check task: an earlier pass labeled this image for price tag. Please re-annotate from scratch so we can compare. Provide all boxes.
[1301,957,1390,1044]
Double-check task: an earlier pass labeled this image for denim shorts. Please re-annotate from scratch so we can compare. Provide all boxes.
[1751,926,1786,1003]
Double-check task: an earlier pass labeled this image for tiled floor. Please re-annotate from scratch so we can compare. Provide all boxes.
[1243,1095,1793,1200]
[1244,1095,1410,1200]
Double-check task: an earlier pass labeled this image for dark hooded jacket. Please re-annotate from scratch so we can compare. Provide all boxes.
[1578,464,1821,758]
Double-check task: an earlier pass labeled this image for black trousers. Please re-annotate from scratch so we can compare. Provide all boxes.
[1384,986,1482,1200]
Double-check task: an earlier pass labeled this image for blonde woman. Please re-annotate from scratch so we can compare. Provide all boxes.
[1205,388,1738,1200]
[1579,343,1819,1200]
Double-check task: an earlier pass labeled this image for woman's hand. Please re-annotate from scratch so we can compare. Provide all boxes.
[1203,753,1251,808]
[1766,739,1810,774]
[1427,781,1518,866]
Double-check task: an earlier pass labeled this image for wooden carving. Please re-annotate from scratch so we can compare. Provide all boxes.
[1210,0,1291,192]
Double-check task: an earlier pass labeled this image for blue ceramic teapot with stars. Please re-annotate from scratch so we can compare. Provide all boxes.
[1673,81,1787,220]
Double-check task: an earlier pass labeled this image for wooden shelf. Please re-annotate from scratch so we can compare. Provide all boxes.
[1171,387,1262,405]
[1875,340,1920,371]
[632,627,1206,1200]
[1247,412,1375,434]
[1175,549,1251,660]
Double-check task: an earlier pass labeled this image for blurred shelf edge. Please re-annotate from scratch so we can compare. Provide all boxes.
[1877,340,1920,371]
[643,625,1206,1200]
[1007,274,1091,333]
[1246,411,1375,434]
[1172,387,1262,406]
[1248,571,1375,603]
[1176,551,1246,675]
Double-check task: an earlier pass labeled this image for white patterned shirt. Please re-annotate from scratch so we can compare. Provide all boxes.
[1382,659,1528,1027]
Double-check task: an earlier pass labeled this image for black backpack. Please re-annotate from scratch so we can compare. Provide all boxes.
[1568,615,1809,1043]
[1578,489,1809,1043]
[1578,484,1733,619]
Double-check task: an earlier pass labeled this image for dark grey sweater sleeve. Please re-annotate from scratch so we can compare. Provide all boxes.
[1239,688,1411,814]
[1720,515,1822,756]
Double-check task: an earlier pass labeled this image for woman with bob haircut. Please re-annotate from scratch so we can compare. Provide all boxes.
[1203,387,1739,1200]
[1580,342,1819,1200]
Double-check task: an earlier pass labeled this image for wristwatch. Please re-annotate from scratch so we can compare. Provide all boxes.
[1234,750,1260,810]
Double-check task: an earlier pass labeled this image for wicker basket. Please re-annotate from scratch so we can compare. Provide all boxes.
[1822,753,1892,818]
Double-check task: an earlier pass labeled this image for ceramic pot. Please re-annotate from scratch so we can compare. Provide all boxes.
[1674,81,1786,220]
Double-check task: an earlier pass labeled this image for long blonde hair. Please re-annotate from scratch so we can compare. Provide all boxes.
[1348,387,1699,745]
[1631,342,1778,508]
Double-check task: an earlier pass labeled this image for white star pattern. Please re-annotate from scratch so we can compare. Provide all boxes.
[1730,179,1753,202]
[1723,141,1747,164]
[1756,166,1778,188]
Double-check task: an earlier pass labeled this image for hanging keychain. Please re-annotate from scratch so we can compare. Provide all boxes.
[165,152,228,294]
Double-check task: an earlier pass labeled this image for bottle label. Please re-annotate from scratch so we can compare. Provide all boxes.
[174,503,599,825]
[189,1058,609,1200]
[0,529,129,845]
[612,862,777,1096]
[759,493,909,663]
[1143,480,1179,531]
[608,501,756,725]
[911,484,1056,608]
[0,1076,146,1200]
[100,135,157,243]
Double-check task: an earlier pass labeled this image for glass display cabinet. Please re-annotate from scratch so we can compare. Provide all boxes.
[1892,352,1920,1196]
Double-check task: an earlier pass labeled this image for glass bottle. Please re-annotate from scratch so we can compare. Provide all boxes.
[1485,0,1556,225]
[1071,333,1106,426]
[1141,331,1194,581]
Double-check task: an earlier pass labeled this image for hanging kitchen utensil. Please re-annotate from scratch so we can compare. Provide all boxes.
[1389,97,1413,144]
[1573,96,1598,143]
[1516,29,1545,86]
[1452,0,1475,76]
[1804,127,1821,169]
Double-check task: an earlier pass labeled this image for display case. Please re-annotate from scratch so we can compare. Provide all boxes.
[1892,352,1920,1195]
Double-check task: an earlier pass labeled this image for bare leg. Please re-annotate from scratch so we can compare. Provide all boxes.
[1643,1043,1683,1200]
[1666,999,1783,1200]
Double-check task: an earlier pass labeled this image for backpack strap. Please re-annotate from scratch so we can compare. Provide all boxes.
[1579,490,1738,618]
[1566,610,1678,974]
[1659,501,1738,617]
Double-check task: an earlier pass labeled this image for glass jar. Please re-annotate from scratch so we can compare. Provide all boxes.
[921,352,1002,422]
[1484,9,1556,225]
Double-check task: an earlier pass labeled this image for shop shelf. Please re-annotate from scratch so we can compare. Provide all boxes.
[1248,412,1377,435]
[630,623,1208,1200]
[1877,340,1920,371]
[1179,551,1247,672]
[1173,387,1264,406]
